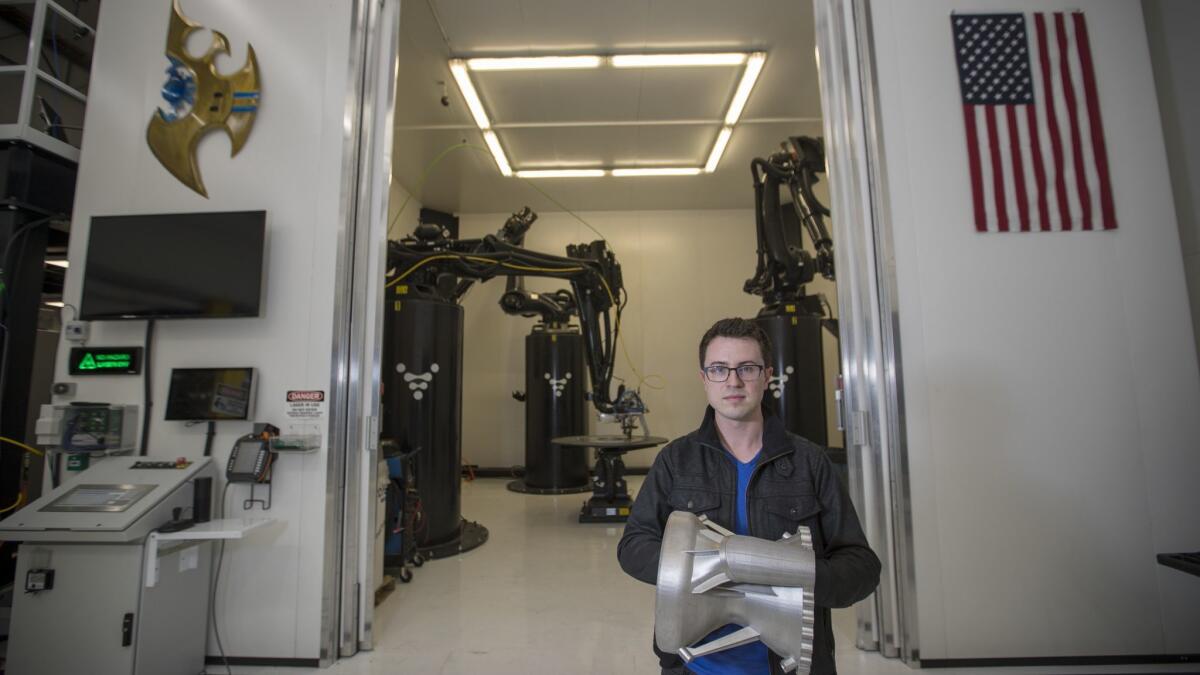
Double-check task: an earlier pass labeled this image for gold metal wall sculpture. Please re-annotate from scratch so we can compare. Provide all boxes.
[146,0,260,197]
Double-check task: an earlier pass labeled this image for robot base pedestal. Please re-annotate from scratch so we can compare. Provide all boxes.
[578,495,634,522]
[418,519,489,560]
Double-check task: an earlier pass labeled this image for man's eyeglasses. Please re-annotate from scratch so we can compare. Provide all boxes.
[702,364,765,382]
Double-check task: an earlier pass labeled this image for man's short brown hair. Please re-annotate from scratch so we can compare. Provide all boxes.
[698,317,772,368]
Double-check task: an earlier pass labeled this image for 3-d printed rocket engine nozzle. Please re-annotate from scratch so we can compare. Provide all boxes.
[654,511,817,674]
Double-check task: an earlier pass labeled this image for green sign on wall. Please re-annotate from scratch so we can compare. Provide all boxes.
[68,347,143,375]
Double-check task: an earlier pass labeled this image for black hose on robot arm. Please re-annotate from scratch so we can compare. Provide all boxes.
[385,224,628,416]
[494,207,579,326]
[744,135,836,305]
[787,136,834,281]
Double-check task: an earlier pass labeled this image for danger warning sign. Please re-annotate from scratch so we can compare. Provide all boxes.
[286,390,326,420]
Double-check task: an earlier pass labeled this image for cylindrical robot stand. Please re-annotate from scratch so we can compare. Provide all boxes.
[507,325,590,495]
[382,294,488,560]
[757,302,828,445]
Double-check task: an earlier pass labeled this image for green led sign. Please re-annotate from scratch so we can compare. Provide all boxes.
[68,347,143,376]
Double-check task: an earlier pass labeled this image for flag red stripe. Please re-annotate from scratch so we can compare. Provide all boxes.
[985,105,1008,232]
[963,105,987,232]
[1006,106,1030,231]
[1025,104,1050,230]
[1035,13,1071,231]
[1055,13,1092,230]
[1072,13,1117,230]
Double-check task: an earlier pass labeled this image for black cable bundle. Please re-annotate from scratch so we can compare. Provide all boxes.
[139,320,155,455]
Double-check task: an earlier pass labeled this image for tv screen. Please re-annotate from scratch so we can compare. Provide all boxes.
[79,211,265,320]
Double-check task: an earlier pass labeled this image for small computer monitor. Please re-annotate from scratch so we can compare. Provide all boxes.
[164,368,256,421]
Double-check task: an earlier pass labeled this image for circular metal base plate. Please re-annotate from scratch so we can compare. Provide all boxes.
[418,519,489,560]
[552,434,668,450]
[506,478,591,495]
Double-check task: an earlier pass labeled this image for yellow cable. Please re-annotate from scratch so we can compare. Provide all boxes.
[516,176,609,244]
[387,141,476,238]
[640,374,667,390]
[385,254,467,288]
[1,436,44,456]
[0,492,23,514]
[386,254,589,289]
[491,262,584,274]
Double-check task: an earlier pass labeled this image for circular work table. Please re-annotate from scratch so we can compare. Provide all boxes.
[552,434,668,523]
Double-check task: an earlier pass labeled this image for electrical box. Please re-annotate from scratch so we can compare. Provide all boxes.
[36,404,138,453]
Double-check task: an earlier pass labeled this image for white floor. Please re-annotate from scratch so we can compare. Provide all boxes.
[236,477,1199,675]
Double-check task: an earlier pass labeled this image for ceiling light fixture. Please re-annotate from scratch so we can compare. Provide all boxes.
[515,169,608,178]
[45,300,65,308]
[611,167,704,177]
[705,127,734,173]
[449,59,491,129]
[467,56,604,71]
[611,53,748,68]
[45,259,69,268]
[482,130,513,177]
[447,51,767,178]
[723,52,766,125]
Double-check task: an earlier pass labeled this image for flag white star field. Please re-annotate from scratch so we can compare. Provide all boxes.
[952,12,1116,232]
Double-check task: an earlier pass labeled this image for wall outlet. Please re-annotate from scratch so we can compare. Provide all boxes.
[64,321,89,343]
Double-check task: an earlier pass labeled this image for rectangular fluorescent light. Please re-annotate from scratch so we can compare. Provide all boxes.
[611,53,748,68]
[449,51,766,178]
[705,127,734,173]
[449,59,491,130]
[611,167,704,177]
[723,52,766,125]
[482,131,513,177]
[46,259,69,268]
[515,169,608,178]
[467,56,603,71]
[45,300,65,308]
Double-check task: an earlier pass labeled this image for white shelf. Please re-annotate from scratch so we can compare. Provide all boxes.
[145,518,274,587]
[155,517,274,542]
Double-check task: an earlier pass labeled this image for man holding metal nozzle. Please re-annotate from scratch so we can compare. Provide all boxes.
[618,317,880,675]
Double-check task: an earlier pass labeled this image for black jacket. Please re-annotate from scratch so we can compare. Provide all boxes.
[617,405,881,675]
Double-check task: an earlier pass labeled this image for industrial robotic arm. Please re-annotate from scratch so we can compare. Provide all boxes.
[494,207,579,326]
[498,286,576,325]
[387,210,640,417]
[744,136,835,307]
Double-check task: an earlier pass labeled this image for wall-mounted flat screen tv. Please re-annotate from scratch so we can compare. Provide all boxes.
[79,211,266,320]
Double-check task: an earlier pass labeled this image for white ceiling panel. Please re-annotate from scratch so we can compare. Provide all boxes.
[476,66,740,124]
[438,0,790,56]
[498,125,718,170]
[393,0,822,213]
[478,70,646,125]
[633,67,744,122]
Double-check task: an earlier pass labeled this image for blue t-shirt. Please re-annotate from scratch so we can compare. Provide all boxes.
[686,449,769,675]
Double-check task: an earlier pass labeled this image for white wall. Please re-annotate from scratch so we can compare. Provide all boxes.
[452,208,841,470]
[387,181,421,241]
[57,0,355,659]
[1144,0,1200,378]
[869,0,1200,659]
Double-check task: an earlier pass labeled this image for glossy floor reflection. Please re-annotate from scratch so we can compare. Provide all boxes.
[239,477,1198,675]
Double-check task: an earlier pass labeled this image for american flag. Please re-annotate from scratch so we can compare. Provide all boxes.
[952,12,1116,233]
